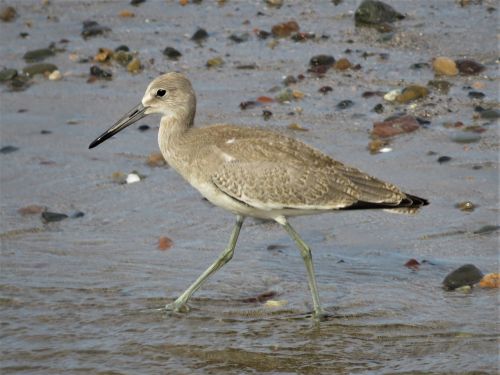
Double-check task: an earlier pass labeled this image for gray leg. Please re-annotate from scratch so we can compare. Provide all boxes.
[280,219,326,319]
[165,215,244,312]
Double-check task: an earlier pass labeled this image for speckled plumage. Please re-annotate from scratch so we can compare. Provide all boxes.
[89,72,428,318]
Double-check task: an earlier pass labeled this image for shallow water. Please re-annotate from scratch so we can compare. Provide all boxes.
[1,1,499,374]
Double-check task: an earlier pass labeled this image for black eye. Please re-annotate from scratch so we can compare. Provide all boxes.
[156,89,166,97]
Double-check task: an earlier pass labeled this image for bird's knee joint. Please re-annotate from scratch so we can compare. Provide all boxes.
[299,247,312,260]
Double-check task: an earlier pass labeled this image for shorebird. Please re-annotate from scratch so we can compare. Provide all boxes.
[89,72,428,319]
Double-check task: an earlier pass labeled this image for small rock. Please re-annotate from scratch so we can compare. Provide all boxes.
[229,32,250,43]
[48,70,62,81]
[0,6,16,22]
[119,10,135,17]
[254,29,271,40]
[239,101,258,110]
[158,236,173,250]
[18,205,45,215]
[373,103,384,113]
[206,57,224,68]
[410,62,430,70]
[432,57,458,76]
[112,50,133,66]
[0,68,17,82]
[70,211,85,219]
[455,59,485,75]
[319,86,333,94]
[126,173,141,184]
[309,54,335,67]
[443,264,483,291]
[395,85,429,103]
[126,57,142,73]
[130,0,146,5]
[282,75,297,86]
[427,80,452,94]
[0,145,19,154]
[265,0,283,7]
[473,225,500,235]
[271,20,299,38]
[478,273,500,288]
[437,156,452,164]
[450,132,481,144]
[256,96,274,103]
[111,172,126,184]
[146,152,167,167]
[81,20,111,39]
[334,58,352,70]
[23,63,58,77]
[264,300,288,308]
[455,201,475,212]
[288,123,308,131]
[383,89,402,102]
[478,109,500,120]
[367,139,390,154]
[23,48,55,63]
[336,100,354,110]
[163,47,182,60]
[138,124,150,132]
[41,211,68,223]
[89,65,112,80]
[404,259,420,270]
[468,91,485,99]
[191,28,209,42]
[372,115,420,138]
[262,110,272,120]
[115,45,130,52]
[94,48,113,62]
[354,0,404,26]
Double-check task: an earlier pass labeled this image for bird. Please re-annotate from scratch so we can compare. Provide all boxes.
[89,72,428,320]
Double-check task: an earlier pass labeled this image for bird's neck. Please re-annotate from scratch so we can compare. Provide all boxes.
[158,108,196,168]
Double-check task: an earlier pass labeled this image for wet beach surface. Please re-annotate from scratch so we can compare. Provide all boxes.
[0,1,499,374]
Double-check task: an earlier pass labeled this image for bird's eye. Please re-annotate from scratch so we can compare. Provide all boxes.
[156,89,166,97]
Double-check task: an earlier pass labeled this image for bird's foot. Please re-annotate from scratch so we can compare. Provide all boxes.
[312,309,331,322]
[165,300,191,313]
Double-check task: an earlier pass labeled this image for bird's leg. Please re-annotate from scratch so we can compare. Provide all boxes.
[280,219,327,320]
[165,215,244,313]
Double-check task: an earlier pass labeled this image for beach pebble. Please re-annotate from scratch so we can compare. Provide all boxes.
[309,54,335,67]
[468,91,485,99]
[138,124,150,132]
[23,48,55,63]
[427,80,452,94]
[41,211,68,223]
[0,68,17,82]
[334,58,352,70]
[450,132,481,144]
[119,10,135,17]
[126,57,142,73]
[126,173,141,184]
[354,0,404,26]
[23,63,58,76]
[432,57,458,76]
[456,59,485,75]
[206,57,224,68]
[112,50,133,66]
[130,0,146,5]
[478,273,499,288]
[81,20,111,39]
[443,264,483,291]
[158,236,173,250]
[18,205,45,215]
[271,20,299,38]
[229,32,250,43]
[90,65,112,80]
[241,291,276,303]
[372,115,420,138]
[336,100,354,110]
[396,85,429,103]
[0,145,19,154]
[264,299,288,308]
[368,139,391,154]
[455,201,475,212]
[163,47,182,60]
[373,103,384,113]
[288,123,308,131]
[48,70,62,81]
[0,6,16,22]
[146,152,167,167]
[478,109,499,120]
[262,110,273,120]
[111,172,127,184]
[383,89,401,102]
[473,225,500,235]
[404,258,420,270]
[437,156,452,164]
[70,211,85,219]
[191,28,208,42]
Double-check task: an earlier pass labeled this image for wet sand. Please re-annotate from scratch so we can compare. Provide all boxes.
[1,1,498,374]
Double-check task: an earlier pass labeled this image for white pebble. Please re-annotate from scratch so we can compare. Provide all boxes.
[384,89,401,102]
[48,70,62,81]
[126,173,141,184]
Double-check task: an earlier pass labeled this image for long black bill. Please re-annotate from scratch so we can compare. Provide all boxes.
[89,103,148,149]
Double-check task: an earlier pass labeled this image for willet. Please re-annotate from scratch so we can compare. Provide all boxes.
[89,72,428,319]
